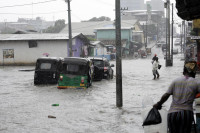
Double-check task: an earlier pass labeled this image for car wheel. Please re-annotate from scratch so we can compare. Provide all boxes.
[106,74,110,80]
[34,81,39,85]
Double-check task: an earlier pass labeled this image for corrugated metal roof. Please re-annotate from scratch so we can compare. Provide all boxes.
[90,41,105,46]
[0,33,81,41]
[95,27,133,30]
[90,41,101,45]
[60,20,138,35]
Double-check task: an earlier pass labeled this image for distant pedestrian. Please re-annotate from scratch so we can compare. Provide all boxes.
[153,60,200,133]
[152,58,160,80]
[152,54,158,64]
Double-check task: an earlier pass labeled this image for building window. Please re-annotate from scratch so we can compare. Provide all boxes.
[28,40,37,48]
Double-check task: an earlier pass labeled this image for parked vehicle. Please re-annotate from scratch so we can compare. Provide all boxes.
[156,41,166,47]
[174,39,181,45]
[173,48,178,54]
[146,48,152,55]
[34,57,63,85]
[162,44,166,52]
[89,57,114,81]
[57,57,92,89]
[139,50,147,58]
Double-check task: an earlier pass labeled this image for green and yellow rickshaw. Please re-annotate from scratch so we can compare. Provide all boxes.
[57,57,92,89]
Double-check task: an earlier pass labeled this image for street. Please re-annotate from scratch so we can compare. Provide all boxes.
[0,44,186,133]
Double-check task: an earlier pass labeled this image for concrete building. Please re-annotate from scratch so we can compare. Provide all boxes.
[94,20,144,58]
[121,0,145,10]
[0,18,55,34]
[147,0,164,12]
[121,0,164,12]
[0,33,90,65]
[60,21,115,39]
[89,41,110,59]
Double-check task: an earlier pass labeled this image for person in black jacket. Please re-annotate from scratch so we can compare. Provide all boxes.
[152,54,158,64]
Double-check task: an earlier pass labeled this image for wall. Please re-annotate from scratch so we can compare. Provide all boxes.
[93,44,110,60]
[0,40,68,65]
[71,38,87,57]
[97,29,132,41]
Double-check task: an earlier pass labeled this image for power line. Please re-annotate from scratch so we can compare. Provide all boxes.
[0,10,67,15]
[0,0,58,9]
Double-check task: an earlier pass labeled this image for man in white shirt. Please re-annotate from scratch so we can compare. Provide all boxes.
[152,58,160,79]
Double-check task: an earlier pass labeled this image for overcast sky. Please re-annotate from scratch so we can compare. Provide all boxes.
[0,0,180,23]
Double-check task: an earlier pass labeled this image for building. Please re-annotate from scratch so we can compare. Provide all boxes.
[94,20,144,58]
[60,20,143,41]
[121,10,164,22]
[89,41,111,59]
[0,17,55,34]
[121,0,164,12]
[0,33,90,65]
[121,10,165,40]
[60,21,114,39]
[121,0,145,10]
[148,0,165,11]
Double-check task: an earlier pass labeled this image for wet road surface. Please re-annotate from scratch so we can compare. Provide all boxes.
[0,45,187,133]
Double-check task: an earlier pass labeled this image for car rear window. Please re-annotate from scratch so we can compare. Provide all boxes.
[93,60,104,67]
[40,63,51,70]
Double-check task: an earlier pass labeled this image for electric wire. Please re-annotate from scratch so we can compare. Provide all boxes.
[0,10,67,15]
[0,0,59,9]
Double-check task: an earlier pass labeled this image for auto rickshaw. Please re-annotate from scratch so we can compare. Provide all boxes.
[34,57,63,85]
[57,57,92,89]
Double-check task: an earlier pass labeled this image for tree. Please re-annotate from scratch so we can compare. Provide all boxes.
[44,19,65,33]
[83,16,111,22]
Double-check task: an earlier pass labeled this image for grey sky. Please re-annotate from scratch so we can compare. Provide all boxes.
[0,0,115,22]
[0,0,180,23]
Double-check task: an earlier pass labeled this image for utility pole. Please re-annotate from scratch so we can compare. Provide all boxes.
[143,24,146,44]
[146,11,148,48]
[66,0,72,57]
[115,0,123,107]
[171,3,174,65]
[146,4,151,48]
[193,19,200,63]
[165,0,172,66]
[180,21,183,53]
[183,20,186,58]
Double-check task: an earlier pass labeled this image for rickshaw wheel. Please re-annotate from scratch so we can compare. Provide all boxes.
[89,78,92,86]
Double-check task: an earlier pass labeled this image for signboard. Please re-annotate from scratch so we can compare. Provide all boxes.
[3,49,14,58]
[190,36,200,40]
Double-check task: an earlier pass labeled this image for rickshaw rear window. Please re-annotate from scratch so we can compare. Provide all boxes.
[40,63,51,69]
[63,64,87,75]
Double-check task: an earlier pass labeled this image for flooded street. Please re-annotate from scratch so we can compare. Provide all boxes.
[0,46,186,133]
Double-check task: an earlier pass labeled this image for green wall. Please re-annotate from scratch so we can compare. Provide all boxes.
[96,29,132,41]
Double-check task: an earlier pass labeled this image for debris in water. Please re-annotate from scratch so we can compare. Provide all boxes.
[52,104,59,106]
[48,115,56,118]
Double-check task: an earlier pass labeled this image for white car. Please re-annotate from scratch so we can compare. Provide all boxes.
[156,41,166,47]
[174,39,181,45]
[173,48,178,54]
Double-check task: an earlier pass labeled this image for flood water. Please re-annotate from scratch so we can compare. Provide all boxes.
[0,46,186,133]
